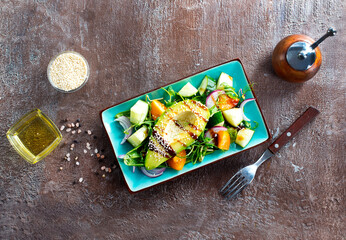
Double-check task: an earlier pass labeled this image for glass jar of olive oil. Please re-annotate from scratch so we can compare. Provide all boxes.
[7,109,62,164]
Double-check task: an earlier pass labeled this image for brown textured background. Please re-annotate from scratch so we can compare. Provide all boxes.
[0,0,345,239]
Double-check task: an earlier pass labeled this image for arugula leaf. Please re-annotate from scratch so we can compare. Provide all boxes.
[162,86,178,107]
[222,83,239,99]
[115,110,130,118]
[192,95,206,104]
[186,134,217,164]
[208,105,218,116]
[238,83,255,103]
[123,144,144,166]
[241,120,259,130]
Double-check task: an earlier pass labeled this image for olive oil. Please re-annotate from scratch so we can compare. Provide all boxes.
[7,109,62,164]
[16,117,57,156]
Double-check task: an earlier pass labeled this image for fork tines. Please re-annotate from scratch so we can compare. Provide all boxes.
[220,172,247,200]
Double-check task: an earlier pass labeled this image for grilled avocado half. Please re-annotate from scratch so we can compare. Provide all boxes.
[145,100,210,170]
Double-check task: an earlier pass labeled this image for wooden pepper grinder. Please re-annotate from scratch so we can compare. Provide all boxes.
[272,28,337,83]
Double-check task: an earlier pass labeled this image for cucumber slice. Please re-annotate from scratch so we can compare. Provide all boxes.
[207,111,224,127]
[198,76,208,95]
[223,108,243,127]
[235,128,254,147]
[198,76,217,95]
[127,125,148,147]
[178,82,198,97]
[130,100,149,125]
[216,72,233,90]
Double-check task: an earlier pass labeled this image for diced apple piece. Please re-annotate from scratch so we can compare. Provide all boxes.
[127,126,148,147]
[216,72,233,89]
[235,128,254,147]
[178,82,198,97]
[130,100,149,125]
[222,108,243,127]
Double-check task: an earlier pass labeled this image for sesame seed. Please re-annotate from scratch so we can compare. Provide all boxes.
[96,153,100,158]
[66,153,70,157]
[102,174,105,178]
[76,123,80,128]
[75,156,78,160]
[66,128,71,132]
[59,167,63,171]
[79,177,83,182]
[94,149,98,154]
[108,169,112,173]
[100,155,105,159]
[71,123,75,128]
[72,130,76,134]
[70,148,74,151]
[101,166,105,170]
[60,125,65,131]
[67,123,72,128]
[77,129,82,133]
[76,161,80,166]
[71,144,75,148]
[83,149,87,154]
[87,130,92,135]
[67,157,71,161]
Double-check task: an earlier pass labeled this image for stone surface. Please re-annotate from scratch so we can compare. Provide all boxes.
[0,0,345,239]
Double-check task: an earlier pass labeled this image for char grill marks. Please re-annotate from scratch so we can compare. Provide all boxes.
[149,129,176,157]
[173,120,198,140]
[149,100,208,158]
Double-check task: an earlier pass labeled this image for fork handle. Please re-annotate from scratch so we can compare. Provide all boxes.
[268,107,320,154]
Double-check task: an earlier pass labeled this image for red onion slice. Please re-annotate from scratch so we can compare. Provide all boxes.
[239,98,255,121]
[114,116,133,144]
[140,167,166,178]
[210,126,228,132]
[206,90,225,108]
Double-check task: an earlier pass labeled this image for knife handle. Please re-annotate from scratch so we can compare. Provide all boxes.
[268,107,320,154]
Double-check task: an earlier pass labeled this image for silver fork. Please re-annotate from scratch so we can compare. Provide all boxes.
[220,107,320,200]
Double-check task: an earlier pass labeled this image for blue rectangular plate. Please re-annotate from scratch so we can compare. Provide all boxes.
[100,59,270,193]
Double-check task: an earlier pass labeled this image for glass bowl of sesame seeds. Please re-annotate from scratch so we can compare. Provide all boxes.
[47,51,90,93]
